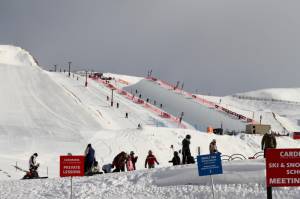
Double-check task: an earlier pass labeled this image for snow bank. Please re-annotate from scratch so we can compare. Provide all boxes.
[1,160,300,199]
[0,45,38,67]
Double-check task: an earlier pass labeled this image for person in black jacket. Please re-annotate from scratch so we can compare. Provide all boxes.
[182,134,191,164]
[169,151,181,166]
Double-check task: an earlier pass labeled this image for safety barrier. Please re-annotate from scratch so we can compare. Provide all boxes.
[221,151,264,161]
[90,77,188,129]
[146,76,256,124]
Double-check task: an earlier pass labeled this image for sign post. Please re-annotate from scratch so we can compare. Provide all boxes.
[197,153,223,199]
[60,155,85,199]
[266,148,300,199]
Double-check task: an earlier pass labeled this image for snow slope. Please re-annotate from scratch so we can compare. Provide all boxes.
[0,45,300,198]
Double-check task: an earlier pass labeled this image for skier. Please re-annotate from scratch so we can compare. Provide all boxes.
[182,134,191,164]
[261,130,277,158]
[26,153,39,178]
[209,139,218,154]
[84,144,95,174]
[112,151,128,172]
[145,150,159,169]
[129,151,138,170]
[125,112,128,118]
[169,151,181,166]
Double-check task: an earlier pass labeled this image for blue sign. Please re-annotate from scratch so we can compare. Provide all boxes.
[197,153,223,176]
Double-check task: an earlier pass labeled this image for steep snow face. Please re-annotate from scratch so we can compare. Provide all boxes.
[125,79,246,132]
[0,45,38,67]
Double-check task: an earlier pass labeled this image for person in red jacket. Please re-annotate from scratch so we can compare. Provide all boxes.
[145,150,159,169]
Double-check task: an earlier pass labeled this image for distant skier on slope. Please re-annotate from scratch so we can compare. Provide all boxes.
[169,151,181,166]
[84,144,95,174]
[182,134,191,164]
[261,130,277,158]
[145,150,159,169]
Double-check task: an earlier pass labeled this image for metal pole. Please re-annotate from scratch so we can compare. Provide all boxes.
[70,177,73,199]
[68,62,71,77]
[85,71,88,87]
[210,175,215,199]
[111,89,114,107]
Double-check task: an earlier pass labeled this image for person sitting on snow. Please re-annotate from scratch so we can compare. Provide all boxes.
[112,151,128,172]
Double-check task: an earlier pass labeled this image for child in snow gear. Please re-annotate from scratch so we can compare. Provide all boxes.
[261,131,277,158]
[145,150,159,169]
[129,151,138,170]
[126,155,134,171]
[182,135,191,164]
[209,139,218,154]
[112,151,128,172]
[84,144,95,174]
[169,151,181,166]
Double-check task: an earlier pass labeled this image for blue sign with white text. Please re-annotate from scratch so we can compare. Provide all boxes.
[197,153,223,176]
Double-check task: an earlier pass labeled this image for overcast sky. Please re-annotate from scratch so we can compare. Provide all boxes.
[1,0,300,95]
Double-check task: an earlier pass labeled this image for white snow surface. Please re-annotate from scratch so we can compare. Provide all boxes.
[0,45,38,67]
[0,46,300,198]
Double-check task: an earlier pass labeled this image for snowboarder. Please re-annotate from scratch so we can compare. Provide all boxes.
[137,123,142,129]
[182,135,191,164]
[209,139,218,154]
[129,151,138,170]
[169,151,181,166]
[116,102,119,108]
[261,130,277,158]
[84,144,95,173]
[125,112,128,118]
[112,151,128,172]
[145,150,159,169]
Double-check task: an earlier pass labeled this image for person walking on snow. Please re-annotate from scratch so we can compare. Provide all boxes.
[261,130,277,158]
[84,144,95,173]
[182,134,191,164]
[209,139,218,154]
[169,151,181,166]
[145,150,159,169]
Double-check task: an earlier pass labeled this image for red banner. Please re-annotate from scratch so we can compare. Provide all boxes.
[266,148,300,187]
[60,156,85,177]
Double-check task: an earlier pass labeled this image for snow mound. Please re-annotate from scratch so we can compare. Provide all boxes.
[234,88,300,103]
[0,45,38,67]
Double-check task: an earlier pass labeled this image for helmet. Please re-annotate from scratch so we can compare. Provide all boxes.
[130,151,135,155]
[33,153,38,157]
[186,134,191,139]
[212,139,216,143]
[148,150,152,155]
